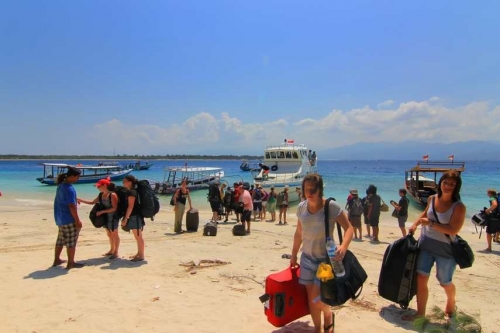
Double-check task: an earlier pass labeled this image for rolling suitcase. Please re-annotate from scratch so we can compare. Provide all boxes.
[203,221,217,236]
[259,265,309,327]
[378,233,419,309]
[186,209,199,232]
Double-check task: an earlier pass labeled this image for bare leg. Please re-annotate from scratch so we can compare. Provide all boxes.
[112,229,120,256]
[305,284,334,333]
[365,224,371,237]
[442,283,456,316]
[65,247,78,269]
[52,245,65,266]
[106,229,113,254]
[416,273,430,317]
[486,234,493,251]
[400,227,407,237]
[132,229,145,259]
[372,226,379,241]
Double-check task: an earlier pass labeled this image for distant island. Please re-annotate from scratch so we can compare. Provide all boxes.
[0,154,263,160]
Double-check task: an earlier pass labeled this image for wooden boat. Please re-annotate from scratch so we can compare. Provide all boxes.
[251,140,318,203]
[153,166,225,195]
[404,160,465,209]
[36,163,133,185]
[123,161,153,171]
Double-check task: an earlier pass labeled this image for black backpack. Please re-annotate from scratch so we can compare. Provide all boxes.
[113,186,129,220]
[208,184,220,203]
[136,179,160,221]
[89,193,106,228]
[253,188,262,201]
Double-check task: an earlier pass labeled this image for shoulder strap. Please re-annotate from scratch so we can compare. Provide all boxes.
[98,192,103,205]
[324,198,343,245]
[431,196,453,242]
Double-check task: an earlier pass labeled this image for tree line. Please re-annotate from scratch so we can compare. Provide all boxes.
[0,154,263,160]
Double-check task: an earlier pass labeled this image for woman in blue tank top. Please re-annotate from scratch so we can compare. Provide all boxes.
[405,171,466,320]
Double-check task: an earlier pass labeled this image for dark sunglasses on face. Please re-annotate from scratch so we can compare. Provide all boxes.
[304,188,318,195]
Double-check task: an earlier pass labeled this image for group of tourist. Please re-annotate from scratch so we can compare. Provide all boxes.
[53,166,489,332]
[53,168,145,270]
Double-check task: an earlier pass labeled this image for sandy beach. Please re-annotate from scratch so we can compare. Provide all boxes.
[0,199,499,333]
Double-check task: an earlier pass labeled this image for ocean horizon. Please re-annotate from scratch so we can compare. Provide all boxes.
[0,159,498,224]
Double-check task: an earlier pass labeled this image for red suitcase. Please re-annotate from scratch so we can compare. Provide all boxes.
[259,265,310,327]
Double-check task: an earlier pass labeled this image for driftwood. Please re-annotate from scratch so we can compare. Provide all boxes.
[179,259,231,272]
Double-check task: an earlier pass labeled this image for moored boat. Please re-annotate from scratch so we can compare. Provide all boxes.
[404,160,465,209]
[251,140,318,203]
[239,160,260,172]
[153,166,225,195]
[36,163,133,185]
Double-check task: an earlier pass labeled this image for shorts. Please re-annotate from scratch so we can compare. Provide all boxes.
[398,215,408,228]
[104,214,119,231]
[56,223,80,248]
[241,210,251,223]
[253,202,262,212]
[210,201,221,212]
[369,215,380,227]
[416,250,456,285]
[299,252,324,285]
[486,218,500,234]
[349,215,362,228]
[280,204,288,209]
[127,215,145,230]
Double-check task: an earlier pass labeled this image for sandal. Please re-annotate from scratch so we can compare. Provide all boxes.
[446,306,458,319]
[324,312,335,333]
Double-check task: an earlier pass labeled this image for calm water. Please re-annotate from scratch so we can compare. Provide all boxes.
[0,159,498,220]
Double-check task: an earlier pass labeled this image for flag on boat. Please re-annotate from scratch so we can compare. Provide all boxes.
[422,155,429,161]
[286,139,294,144]
[448,155,454,161]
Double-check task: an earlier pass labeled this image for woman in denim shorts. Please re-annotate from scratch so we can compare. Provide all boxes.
[406,171,466,320]
[122,175,146,262]
[290,174,353,333]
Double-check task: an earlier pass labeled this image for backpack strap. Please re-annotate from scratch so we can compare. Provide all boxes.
[323,197,343,245]
[98,192,103,205]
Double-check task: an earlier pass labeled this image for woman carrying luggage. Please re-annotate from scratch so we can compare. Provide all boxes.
[290,174,353,333]
[173,179,193,233]
[121,175,146,262]
[406,171,466,320]
[484,189,500,252]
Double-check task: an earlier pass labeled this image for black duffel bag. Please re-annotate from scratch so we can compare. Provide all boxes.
[320,198,368,306]
[89,203,107,228]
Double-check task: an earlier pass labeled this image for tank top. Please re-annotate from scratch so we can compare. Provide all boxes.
[419,197,460,258]
[176,189,188,205]
[100,192,115,222]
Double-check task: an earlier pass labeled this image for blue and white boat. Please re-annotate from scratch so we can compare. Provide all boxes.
[252,140,318,203]
[36,163,133,185]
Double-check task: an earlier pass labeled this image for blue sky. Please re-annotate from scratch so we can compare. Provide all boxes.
[1,1,499,155]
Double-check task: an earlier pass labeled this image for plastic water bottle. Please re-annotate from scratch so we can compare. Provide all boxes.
[326,237,346,277]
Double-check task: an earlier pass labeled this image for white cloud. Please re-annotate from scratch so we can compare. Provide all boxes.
[377,100,394,108]
[83,98,500,155]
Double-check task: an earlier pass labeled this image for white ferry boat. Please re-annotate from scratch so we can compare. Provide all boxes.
[252,140,318,203]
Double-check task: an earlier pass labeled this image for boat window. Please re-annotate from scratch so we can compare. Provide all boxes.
[278,151,285,159]
[266,152,270,159]
[285,151,292,159]
[293,152,299,159]
[270,152,276,159]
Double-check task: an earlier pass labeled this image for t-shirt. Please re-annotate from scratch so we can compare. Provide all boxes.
[398,197,409,216]
[54,183,77,226]
[127,189,141,216]
[368,194,381,217]
[241,190,253,211]
[296,199,343,259]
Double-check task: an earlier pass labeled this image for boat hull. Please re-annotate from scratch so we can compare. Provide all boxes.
[37,170,133,185]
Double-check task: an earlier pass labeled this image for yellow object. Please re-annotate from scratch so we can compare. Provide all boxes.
[316,263,335,281]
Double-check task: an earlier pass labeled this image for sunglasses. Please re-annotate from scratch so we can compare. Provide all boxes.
[304,188,318,195]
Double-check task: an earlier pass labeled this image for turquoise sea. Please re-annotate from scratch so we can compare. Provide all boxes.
[0,159,498,222]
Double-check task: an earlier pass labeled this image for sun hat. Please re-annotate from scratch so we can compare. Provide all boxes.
[349,189,358,195]
[284,185,289,189]
[95,177,111,187]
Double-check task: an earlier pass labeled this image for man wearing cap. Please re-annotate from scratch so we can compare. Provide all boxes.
[53,167,84,270]
[238,182,253,234]
[346,189,363,240]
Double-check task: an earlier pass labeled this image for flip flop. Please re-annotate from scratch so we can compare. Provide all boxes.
[130,258,144,262]
[324,312,335,333]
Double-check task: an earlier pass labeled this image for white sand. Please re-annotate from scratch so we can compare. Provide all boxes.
[0,199,499,333]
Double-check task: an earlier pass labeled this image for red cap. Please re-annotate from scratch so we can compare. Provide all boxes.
[95,177,111,187]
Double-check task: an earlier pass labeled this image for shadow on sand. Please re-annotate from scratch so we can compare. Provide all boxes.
[379,304,417,332]
[270,320,315,333]
[24,256,147,279]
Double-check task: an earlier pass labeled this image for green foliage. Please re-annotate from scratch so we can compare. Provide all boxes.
[409,306,482,333]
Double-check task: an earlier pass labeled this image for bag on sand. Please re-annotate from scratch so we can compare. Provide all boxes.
[203,221,218,236]
[232,224,246,236]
